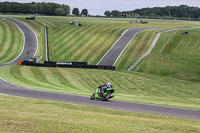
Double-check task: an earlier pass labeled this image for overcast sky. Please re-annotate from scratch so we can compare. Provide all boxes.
[5,0,200,15]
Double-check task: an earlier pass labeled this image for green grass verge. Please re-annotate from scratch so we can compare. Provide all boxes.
[0,18,23,63]
[133,29,200,83]
[0,95,200,133]
[115,29,160,70]
[0,65,200,110]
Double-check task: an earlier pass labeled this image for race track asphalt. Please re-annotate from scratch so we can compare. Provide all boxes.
[0,17,37,66]
[97,27,159,66]
[1,78,200,120]
[0,18,200,120]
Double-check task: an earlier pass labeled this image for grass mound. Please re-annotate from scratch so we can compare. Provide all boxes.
[0,18,23,63]
[133,29,200,83]
[115,29,160,70]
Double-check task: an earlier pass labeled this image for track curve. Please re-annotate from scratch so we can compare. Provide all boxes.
[0,17,37,66]
[0,19,200,120]
[97,27,160,66]
[1,78,200,120]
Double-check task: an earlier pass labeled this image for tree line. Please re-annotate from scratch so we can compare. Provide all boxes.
[0,2,89,16]
[0,2,70,16]
[72,8,88,17]
[105,5,200,19]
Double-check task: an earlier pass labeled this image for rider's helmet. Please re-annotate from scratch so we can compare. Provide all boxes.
[106,83,112,88]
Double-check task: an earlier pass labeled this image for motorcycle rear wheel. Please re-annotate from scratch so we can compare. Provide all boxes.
[102,93,110,101]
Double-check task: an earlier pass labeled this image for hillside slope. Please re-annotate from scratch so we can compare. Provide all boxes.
[133,29,200,83]
[0,18,23,63]
[11,16,200,65]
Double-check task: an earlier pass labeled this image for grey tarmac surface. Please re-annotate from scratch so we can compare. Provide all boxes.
[97,27,159,66]
[0,17,37,66]
[1,78,200,120]
[0,19,200,120]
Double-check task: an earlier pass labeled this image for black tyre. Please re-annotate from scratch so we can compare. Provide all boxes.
[90,93,95,100]
[102,93,110,101]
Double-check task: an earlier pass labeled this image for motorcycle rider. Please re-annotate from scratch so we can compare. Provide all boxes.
[98,83,113,96]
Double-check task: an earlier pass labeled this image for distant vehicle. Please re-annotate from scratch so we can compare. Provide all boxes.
[140,20,148,24]
[182,31,189,35]
[25,16,35,20]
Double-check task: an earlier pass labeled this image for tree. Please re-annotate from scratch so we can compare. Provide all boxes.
[61,4,70,15]
[0,2,70,16]
[111,10,119,17]
[72,8,79,16]
[104,11,111,17]
[119,5,200,18]
[81,9,88,17]
[55,7,65,16]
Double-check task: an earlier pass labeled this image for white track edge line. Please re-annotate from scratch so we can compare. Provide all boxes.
[113,32,139,66]
[96,28,130,65]
[0,77,16,86]
[19,18,38,57]
[3,18,38,64]
[4,18,25,64]
[0,77,90,98]
[113,28,159,66]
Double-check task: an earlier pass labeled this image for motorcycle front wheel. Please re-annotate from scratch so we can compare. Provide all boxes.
[90,93,95,100]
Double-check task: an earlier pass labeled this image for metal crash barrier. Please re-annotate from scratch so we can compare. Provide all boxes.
[21,61,115,71]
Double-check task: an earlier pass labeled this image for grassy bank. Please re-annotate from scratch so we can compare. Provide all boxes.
[0,95,200,133]
[133,29,200,83]
[0,65,200,109]
[12,16,46,62]
[115,29,160,70]
[0,18,23,63]
[6,16,200,65]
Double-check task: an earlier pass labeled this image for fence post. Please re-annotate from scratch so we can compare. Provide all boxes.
[45,25,49,61]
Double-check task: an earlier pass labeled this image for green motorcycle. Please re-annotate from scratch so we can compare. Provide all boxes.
[90,87,115,101]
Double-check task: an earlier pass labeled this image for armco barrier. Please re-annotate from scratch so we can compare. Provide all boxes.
[45,26,49,61]
[55,61,87,65]
[21,61,115,70]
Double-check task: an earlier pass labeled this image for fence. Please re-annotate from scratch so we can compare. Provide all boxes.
[21,61,115,70]
[45,25,49,61]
